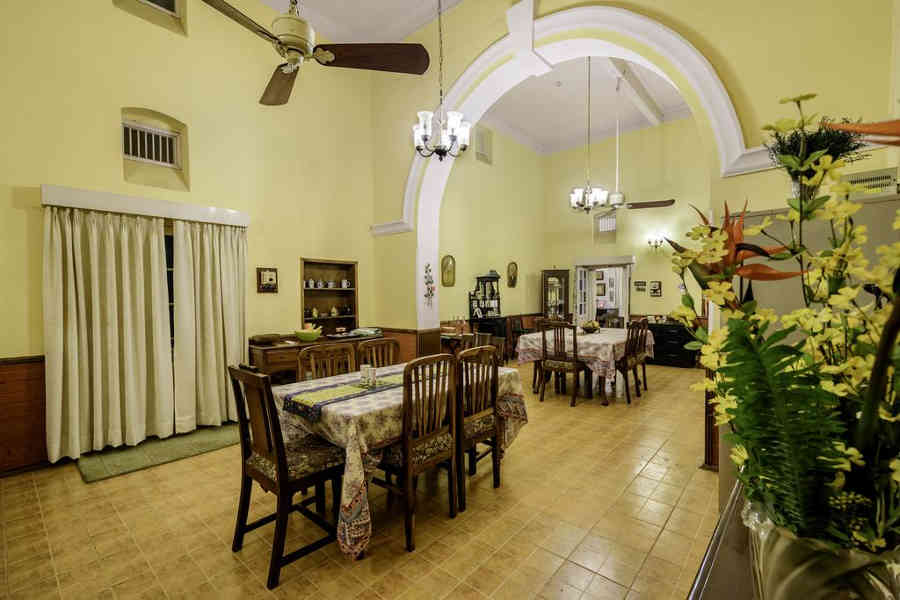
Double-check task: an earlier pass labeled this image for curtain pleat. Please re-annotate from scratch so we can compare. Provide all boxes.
[173,221,246,431]
[43,207,174,462]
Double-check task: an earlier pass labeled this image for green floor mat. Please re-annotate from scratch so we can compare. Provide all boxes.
[76,424,239,483]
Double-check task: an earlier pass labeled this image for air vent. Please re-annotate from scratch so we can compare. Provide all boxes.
[594,212,617,233]
[475,125,493,165]
[123,121,180,169]
[137,0,177,16]
[843,167,898,200]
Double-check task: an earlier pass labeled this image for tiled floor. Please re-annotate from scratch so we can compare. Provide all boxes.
[0,363,717,600]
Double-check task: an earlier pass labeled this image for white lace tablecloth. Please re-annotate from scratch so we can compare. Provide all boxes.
[271,364,526,557]
[516,327,654,382]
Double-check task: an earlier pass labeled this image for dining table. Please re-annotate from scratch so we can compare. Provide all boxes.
[516,327,655,396]
[271,362,528,557]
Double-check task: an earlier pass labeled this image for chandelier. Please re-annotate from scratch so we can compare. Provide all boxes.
[570,58,625,213]
[412,0,471,161]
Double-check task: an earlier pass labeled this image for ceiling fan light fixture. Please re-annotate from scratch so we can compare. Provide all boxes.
[609,191,625,206]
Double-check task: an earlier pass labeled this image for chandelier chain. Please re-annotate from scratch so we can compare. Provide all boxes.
[438,0,444,118]
[586,57,591,185]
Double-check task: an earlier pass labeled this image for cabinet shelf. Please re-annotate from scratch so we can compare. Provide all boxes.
[306,315,356,321]
[303,288,356,292]
[301,258,359,335]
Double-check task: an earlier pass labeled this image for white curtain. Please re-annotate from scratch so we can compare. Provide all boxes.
[173,220,247,431]
[43,207,174,462]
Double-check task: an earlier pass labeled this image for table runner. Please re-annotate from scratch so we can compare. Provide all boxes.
[516,327,654,382]
[272,364,526,556]
[282,365,405,422]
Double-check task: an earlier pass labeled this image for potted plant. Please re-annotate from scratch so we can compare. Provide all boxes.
[668,94,900,598]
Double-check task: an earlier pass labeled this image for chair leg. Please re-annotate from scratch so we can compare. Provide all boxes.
[386,472,395,511]
[633,367,642,398]
[448,454,458,519]
[457,441,467,513]
[315,481,326,517]
[232,474,253,552]
[623,370,632,405]
[404,474,416,552]
[539,368,547,403]
[492,440,501,488]
[331,476,341,525]
[532,361,540,393]
[467,447,477,476]
[570,370,578,407]
[266,493,290,589]
[642,363,648,391]
[585,370,593,399]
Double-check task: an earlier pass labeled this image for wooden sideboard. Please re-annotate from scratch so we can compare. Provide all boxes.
[0,356,48,473]
[249,335,382,383]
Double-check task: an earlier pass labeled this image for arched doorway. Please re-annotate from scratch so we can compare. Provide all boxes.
[395,5,759,330]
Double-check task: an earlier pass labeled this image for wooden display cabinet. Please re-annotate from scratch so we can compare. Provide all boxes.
[300,258,359,335]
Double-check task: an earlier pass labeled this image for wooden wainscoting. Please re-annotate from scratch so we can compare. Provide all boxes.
[0,356,48,473]
[381,328,418,363]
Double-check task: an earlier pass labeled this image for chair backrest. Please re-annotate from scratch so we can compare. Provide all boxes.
[357,338,401,368]
[457,346,498,424]
[508,315,524,332]
[636,319,650,354]
[474,332,492,347]
[228,365,287,483]
[459,333,475,352]
[535,317,549,331]
[298,343,356,380]
[624,321,643,357]
[540,320,578,363]
[402,354,456,451]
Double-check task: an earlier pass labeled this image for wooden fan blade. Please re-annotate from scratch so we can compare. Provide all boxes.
[627,199,675,209]
[314,44,430,75]
[260,65,298,106]
[200,0,279,44]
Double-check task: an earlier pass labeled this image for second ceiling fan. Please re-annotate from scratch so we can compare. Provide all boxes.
[200,0,431,105]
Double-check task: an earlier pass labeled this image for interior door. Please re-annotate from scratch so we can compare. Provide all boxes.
[575,267,590,325]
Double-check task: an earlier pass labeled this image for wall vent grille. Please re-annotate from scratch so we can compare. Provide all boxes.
[844,167,898,200]
[475,125,493,165]
[594,212,617,233]
[123,121,179,169]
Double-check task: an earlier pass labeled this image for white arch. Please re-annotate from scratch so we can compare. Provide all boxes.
[377,5,767,329]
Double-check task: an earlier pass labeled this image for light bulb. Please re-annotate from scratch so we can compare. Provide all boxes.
[457,122,471,148]
[446,111,463,133]
[417,111,434,138]
[412,125,424,148]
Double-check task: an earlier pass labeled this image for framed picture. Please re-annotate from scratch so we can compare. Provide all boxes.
[507,261,518,288]
[634,280,647,292]
[256,267,278,293]
[596,283,607,296]
[596,271,604,281]
[649,280,662,297]
[441,255,456,287]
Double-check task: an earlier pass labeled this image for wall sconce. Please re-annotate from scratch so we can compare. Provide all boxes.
[647,233,665,250]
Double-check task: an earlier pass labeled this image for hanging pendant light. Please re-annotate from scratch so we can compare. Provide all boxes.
[570,57,609,213]
[412,0,470,161]
[608,77,626,207]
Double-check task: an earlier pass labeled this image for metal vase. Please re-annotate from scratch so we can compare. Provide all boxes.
[743,502,900,599]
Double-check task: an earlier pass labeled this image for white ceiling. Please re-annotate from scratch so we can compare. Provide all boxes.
[481,57,691,155]
[259,0,463,43]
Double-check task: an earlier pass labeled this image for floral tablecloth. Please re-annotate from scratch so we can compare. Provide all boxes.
[271,364,526,557]
[516,327,654,382]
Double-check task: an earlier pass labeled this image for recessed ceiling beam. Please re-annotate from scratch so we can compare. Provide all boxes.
[506,0,553,76]
[602,57,663,126]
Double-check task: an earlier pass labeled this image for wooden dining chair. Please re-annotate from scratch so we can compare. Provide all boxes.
[531,318,549,392]
[636,319,650,391]
[298,343,356,380]
[372,354,458,551]
[490,336,507,365]
[228,365,345,589]
[507,315,531,361]
[357,338,401,368]
[474,332,492,347]
[456,346,501,512]
[614,321,645,404]
[539,321,591,407]
[458,333,475,353]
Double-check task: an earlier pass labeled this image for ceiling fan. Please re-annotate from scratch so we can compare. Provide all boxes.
[596,78,675,217]
[200,0,430,105]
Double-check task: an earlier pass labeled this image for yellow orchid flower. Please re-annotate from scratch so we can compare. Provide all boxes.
[730,445,749,467]
[894,209,900,230]
[703,281,737,305]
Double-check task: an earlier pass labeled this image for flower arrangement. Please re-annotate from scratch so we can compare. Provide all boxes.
[424,263,435,307]
[669,94,900,554]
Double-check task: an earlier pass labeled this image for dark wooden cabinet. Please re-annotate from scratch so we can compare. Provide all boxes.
[0,356,48,473]
[250,335,382,383]
[541,269,570,318]
[646,323,698,368]
[301,258,359,335]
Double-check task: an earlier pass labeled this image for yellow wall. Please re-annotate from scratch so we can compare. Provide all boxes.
[0,0,379,357]
[370,0,895,328]
[544,117,707,315]
[439,129,546,321]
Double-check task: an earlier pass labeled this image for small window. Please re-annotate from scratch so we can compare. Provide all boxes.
[123,121,180,169]
[137,0,177,16]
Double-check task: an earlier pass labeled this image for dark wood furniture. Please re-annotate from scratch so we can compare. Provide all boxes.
[507,315,531,360]
[541,269,570,319]
[373,355,458,551]
[468,270,501,320]
[636,319,650,392]
[249,334,381,382]
[490,336,507,365]
[531,317,549,392]
[474,332,492,347]
[456,346,501,512]
[356,338,401,368]
[646,321,699,368]
[297,343,356,381]
[539,321,591,407]
[0,356,47,473]
[613,321,644,405]
[300,258,359,335]
[228,365,344,589]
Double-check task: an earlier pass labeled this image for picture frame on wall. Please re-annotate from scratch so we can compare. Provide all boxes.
[441,255,456,287]
[256,267,278,293]
[634,280,647,292]
[596,283,607,296]
[649,280,662,297]
[596,270,604,281]
[507,261,518,288]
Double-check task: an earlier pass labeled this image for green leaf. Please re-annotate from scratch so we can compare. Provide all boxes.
[787,196,802,213]
[684,341,703,350]
[694,327,709,343]
[682,294,695,309]
[778,154,802,170]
